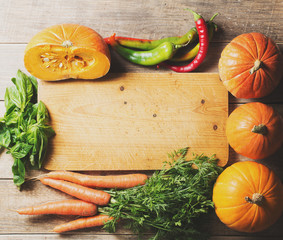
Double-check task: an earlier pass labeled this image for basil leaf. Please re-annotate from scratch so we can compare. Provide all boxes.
[37,101,49,124]
[29,75,38,104]
[9,142,33,159]
[27,103,38,124]
[6,85,21,109]
[0,123,11,148]
[12,158,25,188]
[1,70,55,189]
[14,70,34,108]
[37,130,48,169]
[4,88,17,113]
[4,110,21,126]
[38,124,55,138]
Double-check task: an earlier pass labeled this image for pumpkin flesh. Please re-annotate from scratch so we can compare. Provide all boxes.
[24,24,110,81]
[213,161,283,233]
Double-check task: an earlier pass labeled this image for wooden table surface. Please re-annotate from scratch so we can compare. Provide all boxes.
[0,0,282,239]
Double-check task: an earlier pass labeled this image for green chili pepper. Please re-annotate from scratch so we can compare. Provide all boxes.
[108,34,178,66]
[171,13,218,62]
[104,28,198,51]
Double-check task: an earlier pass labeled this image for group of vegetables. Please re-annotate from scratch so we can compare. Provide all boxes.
[17,149,224,239]
[215,20,283,233]
[0,6,282,240]
[104,9,217,72]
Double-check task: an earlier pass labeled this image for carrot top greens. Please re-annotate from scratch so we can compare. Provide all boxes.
[101,148,223,240]
[0,70,55,189]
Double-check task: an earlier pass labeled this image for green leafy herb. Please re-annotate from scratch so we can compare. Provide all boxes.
[100,148,223,240]
[0,70,55,189]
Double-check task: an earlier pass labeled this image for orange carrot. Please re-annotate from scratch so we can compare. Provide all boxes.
[45,171,148,189]
[16,199,97,216]
[53,214,114,233]
[40,178,111,206]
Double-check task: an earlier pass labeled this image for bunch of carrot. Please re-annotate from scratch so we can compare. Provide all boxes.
[16,171,148,233]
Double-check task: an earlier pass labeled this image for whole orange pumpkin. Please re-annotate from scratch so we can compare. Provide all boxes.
[226,102,283,159]
[213,161,283,233]
[219,32,282,99]
[24,24,111,81]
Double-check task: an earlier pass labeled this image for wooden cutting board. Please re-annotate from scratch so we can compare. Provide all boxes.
[39,73,228,170]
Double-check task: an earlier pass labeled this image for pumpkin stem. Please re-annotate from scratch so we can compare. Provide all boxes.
[245,193,264,205]
[251,124,268,135]
[250,59,262,74]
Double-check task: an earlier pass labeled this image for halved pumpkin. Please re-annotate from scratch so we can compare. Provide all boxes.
[24,24,111,81]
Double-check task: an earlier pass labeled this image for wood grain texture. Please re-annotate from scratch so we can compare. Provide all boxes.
[0,179,282,236]
[0,0,282,239]
[0,236,282,240]
[0,43,282,103]
[38,73,228,170]
[0,0,282,43]
[1,103,282,179]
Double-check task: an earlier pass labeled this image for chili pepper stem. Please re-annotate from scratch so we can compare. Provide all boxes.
[185,9,201,21]
[209,13,219,22]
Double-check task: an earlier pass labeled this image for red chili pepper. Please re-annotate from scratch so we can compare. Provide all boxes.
[104,36,152,45]
[158,9,209,72]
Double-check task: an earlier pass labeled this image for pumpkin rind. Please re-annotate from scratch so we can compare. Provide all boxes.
[226,102,283,159]
[24,24,111,81]
[213,161,283,233]
[219,32,282,99]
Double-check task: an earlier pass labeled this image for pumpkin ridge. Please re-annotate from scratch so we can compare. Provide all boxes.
[241,103,262,126]
[262,180,280,197]
[258,163,263,193]
[261,38,279,61]
[216,202,248,210]
[261,68,279,89]
[246,162,263,195]
[74,31,97,46]
[261,48,280,63]
[250,204,259,232]
[249,33,259,59]
[257,70,268,93]
[231,164,256,193]
[48,30,64,43]
[252,69,263,94]
[60,24,67,41]
[224,69,252,93]
[68,24,81,42]
[226,204,254,228]
[230,41,255,60]
[222,65,252,82]
[260,168,273,196]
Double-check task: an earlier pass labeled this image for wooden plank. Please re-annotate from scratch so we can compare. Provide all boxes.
[0,180,282,236]
[1,102,282,178]
[0,43,282,103]
[0,235,147,240]
[0,235,282,240]
[0,0,282,43]
[38,73,228,170]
